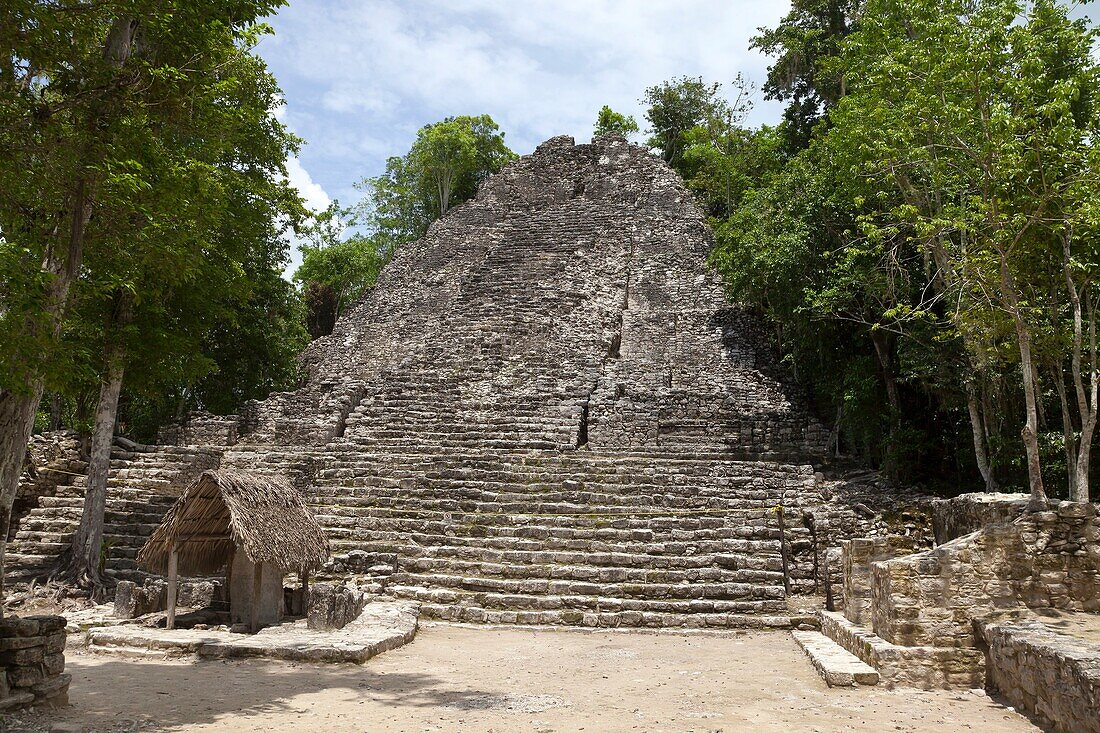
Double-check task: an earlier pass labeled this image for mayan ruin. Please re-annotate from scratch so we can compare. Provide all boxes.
[2,2,1099,732]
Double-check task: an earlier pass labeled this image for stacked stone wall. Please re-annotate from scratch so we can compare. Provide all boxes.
[871,500,1100,648]
[0,616,68,712]
[978,620,1100,733]
[932,492,1029,545]
[840,537,919,625]
[11,135,850,627]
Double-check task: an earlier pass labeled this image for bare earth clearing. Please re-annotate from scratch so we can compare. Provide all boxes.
[11,625,1037,733]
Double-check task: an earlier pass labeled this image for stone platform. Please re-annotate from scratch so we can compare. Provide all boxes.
[83,600,419,664]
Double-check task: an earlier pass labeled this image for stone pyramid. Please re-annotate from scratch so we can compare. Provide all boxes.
[11,135,830,628]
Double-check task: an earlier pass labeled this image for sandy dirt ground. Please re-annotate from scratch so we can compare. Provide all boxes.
[7,624,1040,733]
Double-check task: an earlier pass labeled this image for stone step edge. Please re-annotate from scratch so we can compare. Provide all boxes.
[817,610,986,690]
[792,630,879,687]
[420,603,813,629]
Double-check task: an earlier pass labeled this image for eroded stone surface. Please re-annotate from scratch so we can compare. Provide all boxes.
[86,600,419,664]
[791,629,879,686]
[980,620,1100,733]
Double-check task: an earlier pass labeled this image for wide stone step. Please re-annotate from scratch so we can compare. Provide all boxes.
[327,530,781,558]
[792,630,879,687]
[391,585,787,616]
[393,552,781,580]
[416,601,795,629]
[388,571,784,602]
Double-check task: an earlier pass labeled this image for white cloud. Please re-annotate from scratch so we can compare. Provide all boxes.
[282,156,332,278]
[286,156,331,213]
[259,0,792,242]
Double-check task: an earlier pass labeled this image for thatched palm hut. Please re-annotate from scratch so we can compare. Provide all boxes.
[138,470,328,631]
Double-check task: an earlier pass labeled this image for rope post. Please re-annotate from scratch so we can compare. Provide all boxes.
[776,505,791,596]
[166,545,178,630]
[300,567,310,617]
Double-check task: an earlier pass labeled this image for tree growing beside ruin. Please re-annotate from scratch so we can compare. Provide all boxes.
[594,105,639,139]
[294,202,386,338]
[0,0,300,597]
[357,115,515,251]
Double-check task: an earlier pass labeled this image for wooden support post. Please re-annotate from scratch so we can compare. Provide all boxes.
[166,545,178,630]
[250,561,263,633]
[300,567,309,618]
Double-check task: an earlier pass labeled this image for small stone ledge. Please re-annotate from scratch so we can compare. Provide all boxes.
[818,610,985,689]
[978,620,1100,733]
[792,630,879,686]
[87,601,419,665]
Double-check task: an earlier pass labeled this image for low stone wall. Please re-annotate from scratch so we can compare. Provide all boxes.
[840,536,918,625]
[114,578,225,619]
[978,620,1100,733]
[932,492,1029,545]
[871,500,1100,648]
[819,610,985,689]
[0,616,69,712]
[158,411,241,447]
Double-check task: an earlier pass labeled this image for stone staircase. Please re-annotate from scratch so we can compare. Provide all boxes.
[293,448,816,628]
[7,446,218,582]
[10,135,833,630]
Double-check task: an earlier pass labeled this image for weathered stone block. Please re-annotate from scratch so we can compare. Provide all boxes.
[307,582,368,631]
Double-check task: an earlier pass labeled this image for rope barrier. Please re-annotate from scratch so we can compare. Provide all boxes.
[36,467,86,478]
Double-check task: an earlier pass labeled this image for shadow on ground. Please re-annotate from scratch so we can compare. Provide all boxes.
[17,652,505,732]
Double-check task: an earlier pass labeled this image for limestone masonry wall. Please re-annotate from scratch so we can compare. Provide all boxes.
[871,500,1100,648]
[10,135,875,628]
[979,620,1100,733]
[932,492,1029,545]
[0,616,68,712]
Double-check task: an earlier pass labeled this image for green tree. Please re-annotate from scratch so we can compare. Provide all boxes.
[295,202,386,338]
[594,105,639,139]
[360,114,515,250]
[752,0,864,151]
[829,0,1100,505]
[0,2,300,588]
[642,76,733,169]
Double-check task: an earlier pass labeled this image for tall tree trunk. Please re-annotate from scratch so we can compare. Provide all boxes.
[1051,364,1078,498]
[999,255,1047,509]
[69,351,126,588]
[870,328,901,478]
[1063,236,1096,503]
[966,383,997,491]
[70,295,132,589]
[48,393,63,431]
[0,387,45,612]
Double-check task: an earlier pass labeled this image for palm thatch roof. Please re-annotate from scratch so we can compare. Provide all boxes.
[137,470,329,577]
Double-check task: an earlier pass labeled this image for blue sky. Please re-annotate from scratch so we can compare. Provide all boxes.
[256,0,795,273]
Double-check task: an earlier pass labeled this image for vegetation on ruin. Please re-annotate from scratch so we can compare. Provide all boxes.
[594,106,640,139]
[293,114,515,337]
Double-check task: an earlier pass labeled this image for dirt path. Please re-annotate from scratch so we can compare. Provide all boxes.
[14,625,1038,733]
